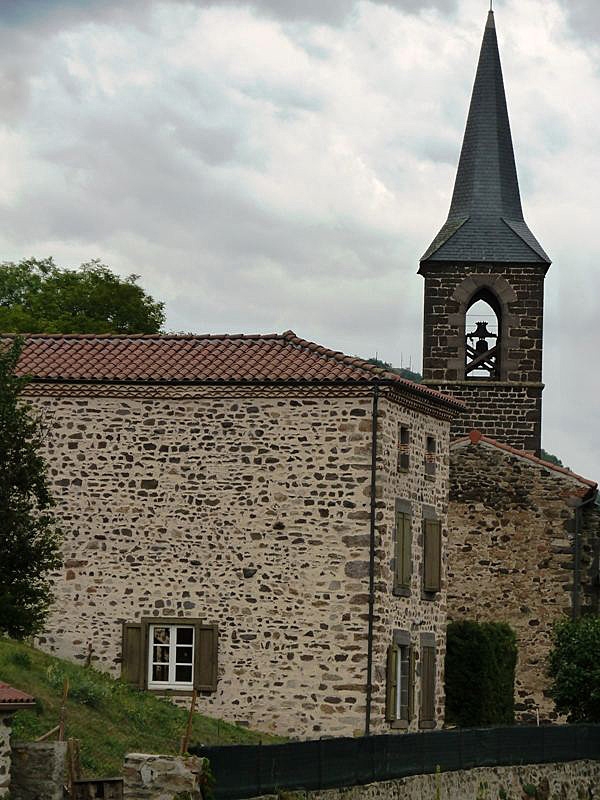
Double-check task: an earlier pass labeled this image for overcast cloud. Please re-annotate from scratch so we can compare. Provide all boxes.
[1,0,599,479]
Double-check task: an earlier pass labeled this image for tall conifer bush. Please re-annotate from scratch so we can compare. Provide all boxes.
[445,620,517,726]
[0,338,61,638]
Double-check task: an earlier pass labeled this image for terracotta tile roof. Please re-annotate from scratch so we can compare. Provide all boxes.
[8,331,464,411]
[0,682,35,708]
[452,430,597,492]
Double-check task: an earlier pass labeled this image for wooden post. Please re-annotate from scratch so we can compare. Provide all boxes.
[180,688,197,755]
[58,677,69,742]
[67,737,77,797]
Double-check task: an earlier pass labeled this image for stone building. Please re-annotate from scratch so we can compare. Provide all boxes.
[18,330,462,738]
[448,431,598,721]
[420,10,600,721]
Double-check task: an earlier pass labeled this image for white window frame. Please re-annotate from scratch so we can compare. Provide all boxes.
[147,623,195,690]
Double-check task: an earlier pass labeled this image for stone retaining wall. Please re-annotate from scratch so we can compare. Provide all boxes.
[123,753,203,799]
[256,760,600,800]
[10,741,67,800]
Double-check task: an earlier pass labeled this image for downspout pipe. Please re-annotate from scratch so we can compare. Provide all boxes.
[365,381,379,736]
[571,489,597,620]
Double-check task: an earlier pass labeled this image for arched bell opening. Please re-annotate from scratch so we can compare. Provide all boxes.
[465,288,501,379]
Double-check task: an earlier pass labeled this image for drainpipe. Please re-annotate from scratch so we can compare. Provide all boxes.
[571,490,597,620]
[365,381,379,736]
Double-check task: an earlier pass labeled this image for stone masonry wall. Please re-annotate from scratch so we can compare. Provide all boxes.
[123,753,203,799]
[256,760,600,800]
[10,741,67,800]
[420,263,546,453]
[32,385,449,739]
[447,441,599,721]
[370,398,449,733]
[0,714,10,799]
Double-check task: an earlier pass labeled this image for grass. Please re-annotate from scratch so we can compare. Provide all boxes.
[0,637,283,778]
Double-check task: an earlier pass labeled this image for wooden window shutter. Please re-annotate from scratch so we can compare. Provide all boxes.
[194,624,219,692]
[408,646,416,721]
[420,645,436,724]
[423,519,441,593]
[121,623,145,688]
[402,514,412,587]
[385,645,398,722]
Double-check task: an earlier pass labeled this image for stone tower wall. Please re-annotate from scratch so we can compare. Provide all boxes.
[420,262,545,452]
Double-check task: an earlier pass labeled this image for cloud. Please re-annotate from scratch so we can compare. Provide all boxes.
[0,0,599,481]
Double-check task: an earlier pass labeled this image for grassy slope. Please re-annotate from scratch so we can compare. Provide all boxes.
[0,638,281,777]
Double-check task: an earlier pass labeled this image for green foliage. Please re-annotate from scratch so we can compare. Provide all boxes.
[0,257,165,334]
[540,449,564,467]
[0,638,283,778]
[366,357,423,383]
[548,615,600,722]
[0,339,62,638]
[445,620,517,727]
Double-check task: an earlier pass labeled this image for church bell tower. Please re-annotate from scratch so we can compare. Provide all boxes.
[419,10,550,455]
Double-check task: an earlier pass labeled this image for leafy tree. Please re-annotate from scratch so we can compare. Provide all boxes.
[548,615,600,722]
[0,258,165,334]
[0,339,62,638]
[540,449,565,467]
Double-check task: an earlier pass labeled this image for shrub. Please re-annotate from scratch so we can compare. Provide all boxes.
[548,615,600,722]
[445,620,517,727]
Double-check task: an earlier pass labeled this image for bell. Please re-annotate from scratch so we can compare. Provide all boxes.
[475,339,488,355]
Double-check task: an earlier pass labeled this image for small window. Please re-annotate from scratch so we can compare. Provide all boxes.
[148,624,194,690]
[425,436,437,477]
[394,510,412,591]
[386,637,414,726]
[398,425,410,472]
[121,618,218,693]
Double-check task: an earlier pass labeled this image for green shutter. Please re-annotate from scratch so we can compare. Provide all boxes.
[195,624,219,692]
[121,623,145,688]
[420,645,436,724]
[423,519,441,593]
[395,512,412,590]
[385,645,398,722]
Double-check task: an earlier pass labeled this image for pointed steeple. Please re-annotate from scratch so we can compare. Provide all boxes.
[421,11,550,265]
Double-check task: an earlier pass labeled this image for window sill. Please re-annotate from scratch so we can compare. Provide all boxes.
[390,719,409,730]
[421,591,440,601]
[147,687,196,696]
[392,586,411,598]
[419,720,436,730]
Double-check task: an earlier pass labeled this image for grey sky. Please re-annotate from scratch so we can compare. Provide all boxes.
[0,0,599,479]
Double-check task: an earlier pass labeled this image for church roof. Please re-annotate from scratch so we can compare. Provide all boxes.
[9,331,464,410]
[452,430,596,495]
[421,11,550,266]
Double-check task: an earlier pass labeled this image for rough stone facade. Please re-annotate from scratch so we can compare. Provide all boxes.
[32,383,451,738]
[252,760,600,800]
[10,741,68,800]
[0,715,10,799]
[447,438,599,721]
[420,264,545,453]
[123,753,203,799]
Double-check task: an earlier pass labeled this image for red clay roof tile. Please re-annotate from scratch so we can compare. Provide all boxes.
[8,331,464,411]
[0,682,35,707]
[452,430,597,491]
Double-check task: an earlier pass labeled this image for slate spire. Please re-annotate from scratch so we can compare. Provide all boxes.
[421,10,550,265]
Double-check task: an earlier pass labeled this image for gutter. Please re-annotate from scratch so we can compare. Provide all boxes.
[571,489,597,620]
[365,381,379,736]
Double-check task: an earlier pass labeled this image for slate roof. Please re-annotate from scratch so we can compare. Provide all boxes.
[0,682,35,709]
[452,430,597,494]
[421,11,550,266]
[10,331,465,410]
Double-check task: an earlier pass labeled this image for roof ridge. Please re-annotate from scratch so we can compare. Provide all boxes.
[0,332,285,342]
[452,430,597,489]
